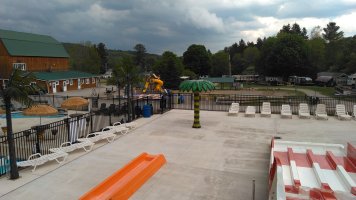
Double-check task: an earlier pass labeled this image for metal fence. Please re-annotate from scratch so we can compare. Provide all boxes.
[171,93,356,115]
[0,95,172,176]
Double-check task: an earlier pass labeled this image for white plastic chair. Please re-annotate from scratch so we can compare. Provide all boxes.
[261,102,271,117]
[245,106,256,117]
[281,104,292,119]
[49,140,94,153]
[315,104,328,120]
[335,104,352,120]
[228,103,239,116]
[17,151,68,172]
[298,103,311,119]
[77,128,116,143]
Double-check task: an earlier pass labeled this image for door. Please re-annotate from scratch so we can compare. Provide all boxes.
[63,81,67,92]
[52,82,57,93]
[78,79,81,89]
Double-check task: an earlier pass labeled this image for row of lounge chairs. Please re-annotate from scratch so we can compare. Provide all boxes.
[17,121,137,172]
[228,102,356,120]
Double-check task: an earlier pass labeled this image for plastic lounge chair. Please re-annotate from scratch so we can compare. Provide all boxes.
[261,102,271,117]
[17,151,68,172]
[315,104,328,120]
[336,104,352,120]
[353,105,356,119]
[113,121,137,130]
[105,124,129,135]
[228,103,239,116]
[77,128,116,143]
[245,106,256,117]
[298,103,311,119]
[49,140,94,153]
[281,104,292,119]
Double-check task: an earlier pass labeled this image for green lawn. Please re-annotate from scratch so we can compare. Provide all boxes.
[297,86,335,96]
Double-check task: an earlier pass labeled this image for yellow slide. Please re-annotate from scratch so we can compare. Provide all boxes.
[152,78,164,92]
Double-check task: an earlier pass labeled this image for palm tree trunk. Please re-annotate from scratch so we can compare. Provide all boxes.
[4,96,19,179]
[192,92,201,128]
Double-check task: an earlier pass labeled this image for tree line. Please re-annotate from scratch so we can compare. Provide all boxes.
[64,22,356,89]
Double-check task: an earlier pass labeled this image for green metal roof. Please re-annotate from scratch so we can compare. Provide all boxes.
[201,77,235,83]
[33,71,99,81]
[0,29,69,58]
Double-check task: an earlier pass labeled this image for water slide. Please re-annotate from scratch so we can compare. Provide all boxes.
[152,78,164,92]
[79,152,166,200]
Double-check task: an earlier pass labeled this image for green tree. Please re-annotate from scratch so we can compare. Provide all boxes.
[96,42,108,74]
[112,56,141,121]
[63,42,101,74]
[310,26,323,39]
[307,38,326,73]
[258,33,312,79]
[153,51,184,89]
[279,23,308,39]
[231,53,246,74]
[210,51,229,76]
[183,44,212,76]
[179,80,215,128]
[243,47,260,74]
[323,22,344,42]
[0,69,36,179]
[134,44,146,71]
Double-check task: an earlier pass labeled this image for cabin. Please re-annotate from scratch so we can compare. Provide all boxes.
[201,77,235,89]
[0,29,99,93]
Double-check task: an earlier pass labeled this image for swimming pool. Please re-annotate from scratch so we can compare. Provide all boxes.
[0,112,66,119]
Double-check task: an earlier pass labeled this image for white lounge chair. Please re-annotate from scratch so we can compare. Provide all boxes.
[49,140,94,153]
[245,106,256,117]
[336,104,352,120]
[105,122,130,135]
[228,103,239,116]
[281,104,292,119]
[261,102,271,117]
[17,151,68,172]
[77,128,116,143]
[298,103,311,119]
[315,104,328,120]
[353,105,356,119]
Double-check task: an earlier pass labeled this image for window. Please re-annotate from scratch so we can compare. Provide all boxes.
[86,78,90,84]
[81,79,85,84]
[13,63,26,71]
[70,79,73,85]
[92,77,96,83]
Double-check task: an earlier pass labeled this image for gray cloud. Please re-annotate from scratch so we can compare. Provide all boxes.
[0,0,356,55]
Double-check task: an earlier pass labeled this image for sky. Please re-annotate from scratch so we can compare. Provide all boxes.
[1,0,356,55]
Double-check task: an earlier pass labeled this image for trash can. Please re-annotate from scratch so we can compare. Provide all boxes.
[142,105,151,118]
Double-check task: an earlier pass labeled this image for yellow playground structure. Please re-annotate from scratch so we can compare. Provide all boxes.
[142,73,165,93]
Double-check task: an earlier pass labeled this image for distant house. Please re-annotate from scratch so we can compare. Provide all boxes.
[201,77,235,89]
[347,73,356,86]
[316,72,347,86]
[233,75,259,82]
[0,29,99,93]
[315,76,334,87]
[264,76,283,85]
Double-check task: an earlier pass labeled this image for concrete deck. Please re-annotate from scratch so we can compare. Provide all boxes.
[1,109,356,200]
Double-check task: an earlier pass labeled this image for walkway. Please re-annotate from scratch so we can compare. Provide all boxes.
[1,110,356,200]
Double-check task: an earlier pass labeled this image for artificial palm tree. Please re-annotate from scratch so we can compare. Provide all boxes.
[179,80,215,128]
[0,69,36,179]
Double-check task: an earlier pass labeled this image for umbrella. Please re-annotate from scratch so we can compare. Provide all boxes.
[23,104,58,125]
[61,97,89,110]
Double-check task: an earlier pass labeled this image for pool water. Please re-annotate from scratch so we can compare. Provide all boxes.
[0,112,66,119]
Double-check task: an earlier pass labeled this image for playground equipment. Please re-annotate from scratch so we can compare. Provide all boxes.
[269,138,356,199]
[80,152,166,200]
[143,73,165,93]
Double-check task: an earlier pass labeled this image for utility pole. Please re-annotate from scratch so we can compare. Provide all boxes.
[228,53,232,77]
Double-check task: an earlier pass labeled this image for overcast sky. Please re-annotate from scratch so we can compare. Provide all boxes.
[1,0,356,55]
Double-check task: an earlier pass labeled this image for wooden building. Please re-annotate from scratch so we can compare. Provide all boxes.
[0,29,98,93]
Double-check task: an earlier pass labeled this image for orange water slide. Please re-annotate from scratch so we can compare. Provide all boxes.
[79,152,166,200]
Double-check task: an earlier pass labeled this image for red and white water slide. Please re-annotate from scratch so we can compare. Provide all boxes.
[269,139,356,200]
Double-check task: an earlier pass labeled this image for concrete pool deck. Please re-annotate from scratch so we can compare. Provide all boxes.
[0,109,356,200]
